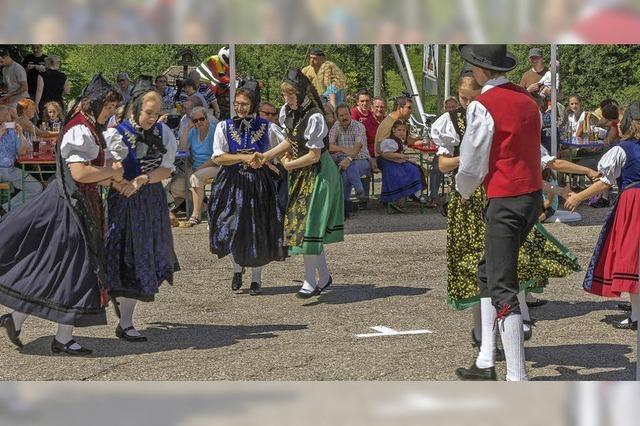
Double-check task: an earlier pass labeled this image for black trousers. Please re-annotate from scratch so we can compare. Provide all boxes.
[477,190,543,315]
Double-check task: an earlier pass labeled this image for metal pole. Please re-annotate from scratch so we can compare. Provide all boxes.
[444,44,451,99]
[374,45,382,98]
[390,45,412,94]
[229,44,236,118]
[399,44,426,123]
[550,44,557,156]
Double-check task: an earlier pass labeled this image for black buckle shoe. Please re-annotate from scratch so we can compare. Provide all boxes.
[249,281,262,296]
[51,339,92,356]
[317,276,332,294]
[0,313,23,348]
[116,324,148,342]
[526,298,548,308]
[613,317,638,330]
[618,302,632,312]
[232,271,244,291]
[455,362,497,381]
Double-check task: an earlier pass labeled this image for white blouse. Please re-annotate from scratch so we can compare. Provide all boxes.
[597,145,627,186]
[212,120,285,157]
[278,106,327,149]
[60,124,100,164]
[103,123,178,172]
[540,145,557,170]
[430,112,459,156]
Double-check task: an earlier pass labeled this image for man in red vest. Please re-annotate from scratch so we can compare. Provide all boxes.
[454,45,543,381]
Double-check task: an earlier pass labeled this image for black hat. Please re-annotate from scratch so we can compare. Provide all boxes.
[310,47,325,57]
[458,45,517,72]
[82,73,113,102]
[284,67,311,105]
[460,63,474,78]
[237,78,261,115]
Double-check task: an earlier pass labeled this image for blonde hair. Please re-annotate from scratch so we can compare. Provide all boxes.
[458,76,482,97]
[620,119,640,141]
[43,101,62,118]
[280,81,298,95]
[44,55,61,67]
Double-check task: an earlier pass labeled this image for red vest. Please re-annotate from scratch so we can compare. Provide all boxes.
[475,82,542,198]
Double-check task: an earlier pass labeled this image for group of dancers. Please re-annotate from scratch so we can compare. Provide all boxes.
[0,47,638,382]
[0,68,344,355]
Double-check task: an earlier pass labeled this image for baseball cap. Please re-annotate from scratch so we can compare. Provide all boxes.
[528,48,543,58]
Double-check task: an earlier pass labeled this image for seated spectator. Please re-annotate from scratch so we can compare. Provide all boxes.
[116,72,133,104]
[16,99,57,139]
[565,94,586,138]
[0,106,42,216]
[181,79,208,117]
[178,95,217,139]
[187,69,220,118]
[179,106,220,226]
[378,119,427,211]
[443,96,459,112]
[40,101,63,132]
[155,74,176,113]
[258,101,279,125]
[328,104,371,214]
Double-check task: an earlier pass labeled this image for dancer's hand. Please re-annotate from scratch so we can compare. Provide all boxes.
[111,161,124,182]
[564,192,582,212]
[122,174,149,197]
[247,152,264,169]
[281,153,294,171]
[586,169,601,182]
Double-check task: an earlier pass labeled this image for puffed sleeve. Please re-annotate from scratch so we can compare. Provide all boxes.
[430,112,459,156]
[379,139,398,154]
[278,106,287,128]
[103,127,129,162]
[60,124,100,164]
[268,122,285,149]
[303,112,328,149]
[212,121,229,157]
[160,123,177,172]
[597,145,627,186]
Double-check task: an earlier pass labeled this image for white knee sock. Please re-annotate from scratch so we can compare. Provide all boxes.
[517,291,532,332]
[251,267,262,283]
[499,313,528,381]
[316,252,331,285]
[302,255,318,292]
[475,298,497,369]
[56,324,81,349]
[231,257,243,274]
[117,297,141,336]
[630,293,639,322]
[11,311,28,331]
[472,304,482,342]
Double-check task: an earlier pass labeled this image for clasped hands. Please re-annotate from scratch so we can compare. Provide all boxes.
[244,152,294,171]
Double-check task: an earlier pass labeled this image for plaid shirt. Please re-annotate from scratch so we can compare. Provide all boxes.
[328,120,370,161]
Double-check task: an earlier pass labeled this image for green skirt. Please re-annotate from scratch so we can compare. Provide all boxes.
[286,151,344,255]
[445,186,581,310]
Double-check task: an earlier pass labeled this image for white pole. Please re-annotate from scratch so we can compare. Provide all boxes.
[399,44,426,123]
[550,44,557,156]
[229,44,236,118]
[390,45,411,92]
[444,44,451,99]
[374,45,382,98]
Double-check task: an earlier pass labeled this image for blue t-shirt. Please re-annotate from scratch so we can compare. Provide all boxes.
[188,123,215,169]
[0,129,20,168]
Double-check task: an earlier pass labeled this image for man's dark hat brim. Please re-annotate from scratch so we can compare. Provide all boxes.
[458,45,517,72]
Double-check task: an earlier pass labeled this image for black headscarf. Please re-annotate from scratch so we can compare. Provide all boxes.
[66,73,115,126]
[124,78,166,156]
[282,68,324,130]
[620,100,640,135]
[233,78,261,132]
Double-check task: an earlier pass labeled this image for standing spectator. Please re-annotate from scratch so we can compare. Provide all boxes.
[155,74,175,113]
[374,96,416,156]
[34,55,69,114]
[22,45,47,100]
[116,72,133,104]
[258,101,279,125]
[0,48,28,108]
[187,69,220,118]
[0,106,42,216]
[302,48,347,108]
[519,47,548,96]
[329,104,371,213]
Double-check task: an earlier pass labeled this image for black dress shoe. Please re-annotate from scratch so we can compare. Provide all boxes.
[317,276,332,294]
[455,362,497,381]
[613,318,638,330]
[526,298,548,308]
[296,287,320,299]
[51,339,92,356]
[232,272,243,291]
[249,281,262,296]
[0,314,23,348]
[116,324,148,342]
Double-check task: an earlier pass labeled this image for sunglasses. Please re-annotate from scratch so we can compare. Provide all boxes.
[118,79,127,82]
[260,110,277,116]
[192,117,207,124]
